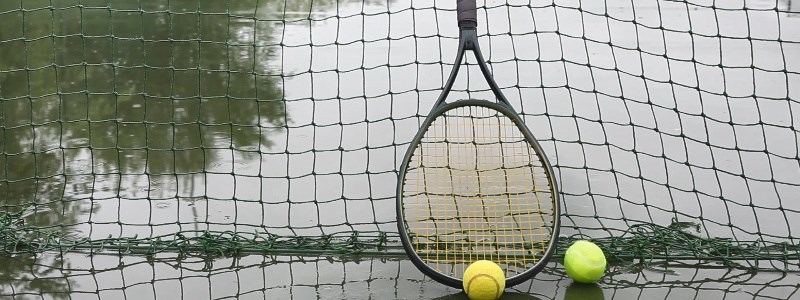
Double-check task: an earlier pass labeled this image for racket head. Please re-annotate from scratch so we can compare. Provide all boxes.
[396,99,560,288]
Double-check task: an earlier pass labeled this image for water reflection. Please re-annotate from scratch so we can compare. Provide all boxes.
[0,0,370,296]
[563,283,605,300]
[433,292,544,300]
[3,253,790,300]
[0,0,291,228]
[788,0,800,14]
[0,254,72,300]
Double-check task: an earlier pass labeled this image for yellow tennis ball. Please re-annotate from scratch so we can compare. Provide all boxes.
[564,240,607,283]
[462,260,505,300]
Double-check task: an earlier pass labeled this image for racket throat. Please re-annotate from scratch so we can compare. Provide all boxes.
[459,29,478,50]
[456,29,513,106]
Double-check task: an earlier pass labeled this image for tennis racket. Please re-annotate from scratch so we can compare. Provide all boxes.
[396,0,560,288]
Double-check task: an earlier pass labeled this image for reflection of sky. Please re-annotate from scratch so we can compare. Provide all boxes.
[276,0,800,244]
[0,0,798,248]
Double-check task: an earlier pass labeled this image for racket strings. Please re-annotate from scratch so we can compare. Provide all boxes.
[403,105,555,279]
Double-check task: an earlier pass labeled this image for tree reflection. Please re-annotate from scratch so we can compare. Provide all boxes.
[0,0,387,297]
[0,0,288,207]
[0,254,71,300]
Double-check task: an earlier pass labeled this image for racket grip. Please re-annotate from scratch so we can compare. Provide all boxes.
[457,0,477,29]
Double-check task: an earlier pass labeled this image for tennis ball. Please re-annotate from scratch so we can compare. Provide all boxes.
[564,240,607,283]
[462,260,505,300]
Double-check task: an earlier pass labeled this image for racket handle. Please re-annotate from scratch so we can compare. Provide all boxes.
[457,0,477,29]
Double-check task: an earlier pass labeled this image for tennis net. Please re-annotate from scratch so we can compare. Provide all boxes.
[0,0,798,270]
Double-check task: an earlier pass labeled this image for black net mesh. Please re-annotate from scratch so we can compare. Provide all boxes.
[0,0,799,273]
[1,253,798,299]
